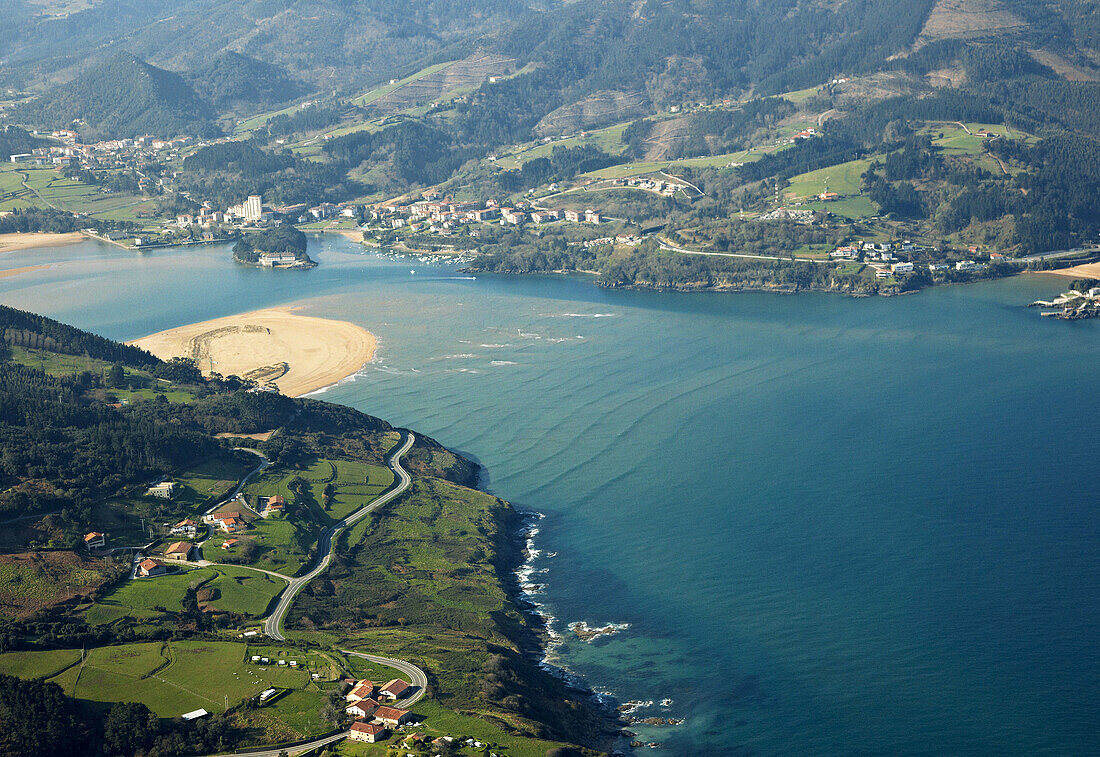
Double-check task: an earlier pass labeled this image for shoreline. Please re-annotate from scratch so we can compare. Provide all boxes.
[0,232,84,252]
[130,306,377,397]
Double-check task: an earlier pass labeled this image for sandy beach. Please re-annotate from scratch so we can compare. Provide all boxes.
[1045,262,1100,279]
[0,232,84,252]
[131,306,377,397]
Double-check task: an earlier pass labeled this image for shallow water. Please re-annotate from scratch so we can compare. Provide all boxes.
[3,235,1098,755]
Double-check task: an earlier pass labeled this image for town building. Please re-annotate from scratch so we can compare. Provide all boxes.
[349,721,387,743]
[147,482,176,499]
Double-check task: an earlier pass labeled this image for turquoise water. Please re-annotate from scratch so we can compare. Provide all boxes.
[3,236,1098,755]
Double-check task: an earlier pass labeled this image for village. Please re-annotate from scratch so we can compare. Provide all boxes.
[72,469,530,755]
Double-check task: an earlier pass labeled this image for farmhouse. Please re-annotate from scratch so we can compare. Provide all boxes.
[265,495,286,513]
[137,559,166,577]
[346,680,375,701]
[146,482,177,499]
[349,721,387,743]
[222,538,240,550]
[170,519,197,536]
[378,678,411,701]
[346,698,379,719]
[83,532,106,549]
[372,705,411,727]
[165,541,192,560]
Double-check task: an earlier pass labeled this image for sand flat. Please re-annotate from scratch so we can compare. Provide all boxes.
[131,307,377,397]
[0,232,84,252]
[1045,262,1100,279]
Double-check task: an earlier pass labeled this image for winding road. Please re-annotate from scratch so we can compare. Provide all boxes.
[206,432,425,757]
[264,432,415,640]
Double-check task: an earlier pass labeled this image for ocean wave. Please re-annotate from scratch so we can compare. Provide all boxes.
[479,343,512,348]
[555,313,617,318]
[441,353,478,360]
[490,360,518,366]
[517,329,541,339]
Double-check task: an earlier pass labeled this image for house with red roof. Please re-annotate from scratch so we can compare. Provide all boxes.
[372,705,411,727]
[345,698,379,719]
[378,678,411,701]
[349,720,387,743]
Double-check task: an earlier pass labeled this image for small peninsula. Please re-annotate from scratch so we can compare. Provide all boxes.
[233,226,316,269]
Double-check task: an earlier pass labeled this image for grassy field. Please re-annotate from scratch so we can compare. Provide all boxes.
[0,166,152,220]
[202,566,285,616]
[86,566,214,624]
[800,195,878,220]
[7,641,328,723]
[352,61,456,107]
[0,648,82,679]
[233,102,312,137]
[785,157,872,199]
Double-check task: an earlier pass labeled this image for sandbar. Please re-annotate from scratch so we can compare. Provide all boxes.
[1045,262,1100,279]
[131,306,376,397]
[0,232,84,252]
[0,264,50,280]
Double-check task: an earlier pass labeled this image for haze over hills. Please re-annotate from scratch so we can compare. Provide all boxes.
[4,0,1100,281]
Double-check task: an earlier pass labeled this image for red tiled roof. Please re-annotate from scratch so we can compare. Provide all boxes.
[350,721,384,735]
[165,541,191,555]
[380,679,411,697]
[373,705,408,722]
[349,681,374,699]
[139,559,160,571]
[84,532,104,542]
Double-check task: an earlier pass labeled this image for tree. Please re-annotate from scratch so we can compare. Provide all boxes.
[103,701,160,757]
[107,363,126,388]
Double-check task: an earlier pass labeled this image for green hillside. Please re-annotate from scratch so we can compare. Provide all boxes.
[13,51,218,139]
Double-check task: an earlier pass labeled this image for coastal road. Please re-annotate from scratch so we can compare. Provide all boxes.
[264,432,415,641]
[340,649,429,708]
[658,238,830,264]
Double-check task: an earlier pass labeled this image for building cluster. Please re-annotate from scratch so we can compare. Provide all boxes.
[581,234,642,249]
[342,677,416,743]
[374,196,603,233]
[607,176,688,196]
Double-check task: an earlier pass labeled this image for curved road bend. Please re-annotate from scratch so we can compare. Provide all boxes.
[340,649,428,708]
[264,432,415,641]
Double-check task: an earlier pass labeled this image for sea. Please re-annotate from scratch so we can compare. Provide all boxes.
[2,234,1098,755]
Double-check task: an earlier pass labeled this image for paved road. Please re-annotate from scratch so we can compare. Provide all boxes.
[658,238,829,264]
[264,432,415,640]
[207,730,348,757]
[340,649,428,707]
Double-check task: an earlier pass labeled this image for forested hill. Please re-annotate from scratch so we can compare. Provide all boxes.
[0,306,158,368]
[12,52,219,140]
[184,52,307,112]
